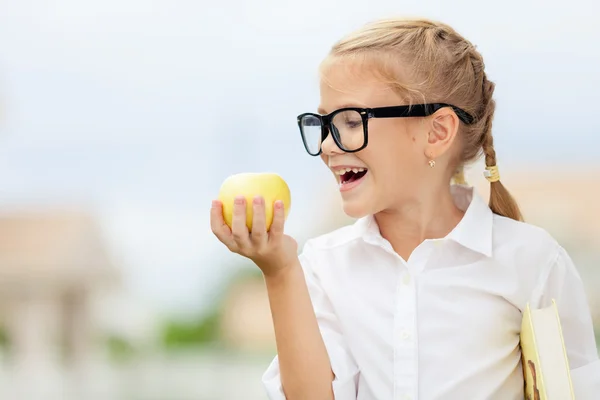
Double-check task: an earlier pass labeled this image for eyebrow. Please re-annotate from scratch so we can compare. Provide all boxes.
[317,103,367,115]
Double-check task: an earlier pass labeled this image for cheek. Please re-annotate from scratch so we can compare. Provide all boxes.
[365,134,404,166]
[366,139,423,182]
[379,122,422,157]
[362,122,426,184]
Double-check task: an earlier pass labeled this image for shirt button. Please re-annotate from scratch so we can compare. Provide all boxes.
[400,330,411,340]
[403,395,412,400]
[402,274,411,285]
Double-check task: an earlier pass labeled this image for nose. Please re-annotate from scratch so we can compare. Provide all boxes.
[321,130,344,156]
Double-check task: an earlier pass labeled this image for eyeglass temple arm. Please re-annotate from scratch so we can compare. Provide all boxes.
[369,104,474,124]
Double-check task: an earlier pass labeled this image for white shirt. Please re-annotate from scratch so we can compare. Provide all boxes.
[262,185,600,399]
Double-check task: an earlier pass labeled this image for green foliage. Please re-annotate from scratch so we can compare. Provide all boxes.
[160,264,265,349]
[0,325,8,349]
[162,308,221,348]
[230,265,263,283]
[105,335,137,363]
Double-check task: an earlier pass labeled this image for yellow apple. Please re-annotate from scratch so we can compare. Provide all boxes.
[218,172,291,231]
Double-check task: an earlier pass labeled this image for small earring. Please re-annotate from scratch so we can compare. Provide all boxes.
[428,159,436,168]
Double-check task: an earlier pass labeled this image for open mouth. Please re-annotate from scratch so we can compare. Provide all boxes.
[337,167,368,185]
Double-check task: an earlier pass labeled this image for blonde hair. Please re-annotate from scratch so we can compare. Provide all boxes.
[323,18,523,221]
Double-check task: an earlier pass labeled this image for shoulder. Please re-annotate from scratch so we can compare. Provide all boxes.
[490,214,578,303]
[492,213,560,259]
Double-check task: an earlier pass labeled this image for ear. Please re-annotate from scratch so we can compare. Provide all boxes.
[424,108,460,159]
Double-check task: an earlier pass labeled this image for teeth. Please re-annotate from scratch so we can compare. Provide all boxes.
[335,167,366,175]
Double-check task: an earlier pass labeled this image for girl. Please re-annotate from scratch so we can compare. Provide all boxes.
[210,18,600,399]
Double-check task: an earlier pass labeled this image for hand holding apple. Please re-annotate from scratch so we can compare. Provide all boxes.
[217,172,291,231]
[210,172,297,277]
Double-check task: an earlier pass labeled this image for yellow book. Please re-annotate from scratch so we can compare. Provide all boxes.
[520,299,576,399]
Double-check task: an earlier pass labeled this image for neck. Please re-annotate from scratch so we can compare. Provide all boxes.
[374,185,464,260]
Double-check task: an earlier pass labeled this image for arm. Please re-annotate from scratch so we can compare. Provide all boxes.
[265,261,335,399]
[262,241,359,400]
[209,198,358,399]
[536,245,600,398]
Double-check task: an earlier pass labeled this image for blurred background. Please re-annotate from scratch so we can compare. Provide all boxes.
[0,0,598,399]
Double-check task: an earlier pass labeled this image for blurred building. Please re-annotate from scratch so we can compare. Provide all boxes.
[0,210,119,371]
[220,272,275,352]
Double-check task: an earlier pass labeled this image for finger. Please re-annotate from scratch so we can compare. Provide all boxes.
[210,200,236,249]
[231,196,251,248]
[268,200,286,241]
[250,196,267,247]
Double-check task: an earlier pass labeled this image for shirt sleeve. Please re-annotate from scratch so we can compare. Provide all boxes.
[262,240,360,399]
[537,245,600,399]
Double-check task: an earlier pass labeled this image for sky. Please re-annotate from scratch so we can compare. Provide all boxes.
[0,0,598,321]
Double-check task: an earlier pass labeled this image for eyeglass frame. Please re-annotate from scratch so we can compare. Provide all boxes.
[296,103,475,156]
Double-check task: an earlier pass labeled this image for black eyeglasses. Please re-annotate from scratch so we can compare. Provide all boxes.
[297,103,475,156]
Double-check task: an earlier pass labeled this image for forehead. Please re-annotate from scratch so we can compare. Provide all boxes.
[317,57,403,114]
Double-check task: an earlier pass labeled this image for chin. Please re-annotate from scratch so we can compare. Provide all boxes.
[337,175,377,219]
[341,198,371,219]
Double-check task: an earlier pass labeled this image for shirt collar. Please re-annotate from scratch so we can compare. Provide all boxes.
[353,185,494,257]
[446,185,494,257]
